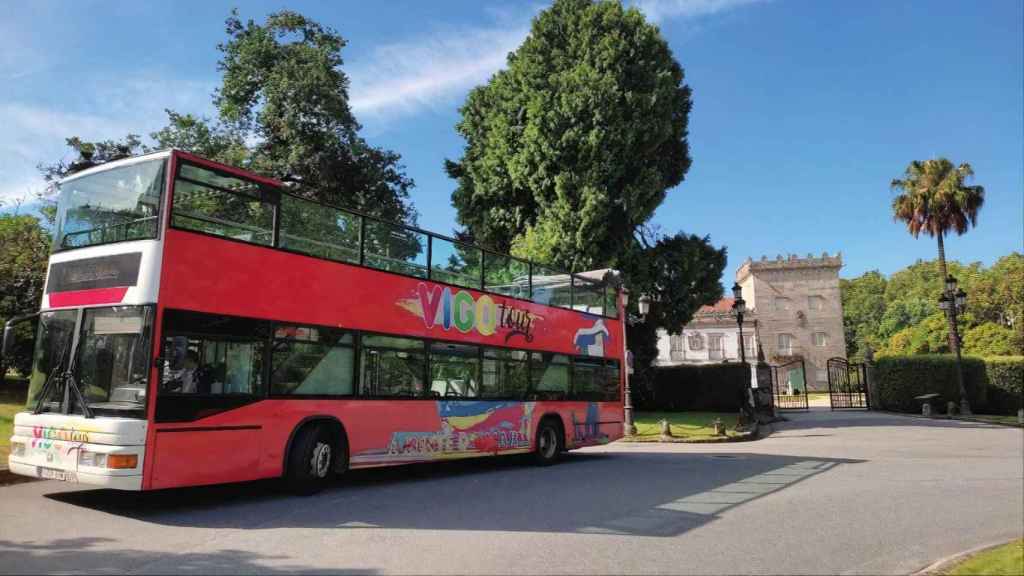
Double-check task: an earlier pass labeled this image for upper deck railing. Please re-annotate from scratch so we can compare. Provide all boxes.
[168,153,620,319]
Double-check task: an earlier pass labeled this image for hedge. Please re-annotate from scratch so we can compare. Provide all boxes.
[984,356,1024,414]
[873,355,988,413]
[872,355,1024,414]
[638,363,748,412]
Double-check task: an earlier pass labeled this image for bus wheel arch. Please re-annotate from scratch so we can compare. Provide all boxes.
[534,413,565,466]
[283,416,349,494]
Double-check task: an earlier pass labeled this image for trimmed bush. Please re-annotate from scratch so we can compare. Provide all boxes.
[984,356,1024,414]
[639,363,748,412]
[873,355,987,413]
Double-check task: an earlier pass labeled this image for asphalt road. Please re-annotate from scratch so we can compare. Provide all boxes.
[1,410,1021,575]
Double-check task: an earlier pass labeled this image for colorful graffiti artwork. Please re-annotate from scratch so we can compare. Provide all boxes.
[571,403,610,446]
[573,319,610,357]
[397,283,541,343]
[352,401,534,465]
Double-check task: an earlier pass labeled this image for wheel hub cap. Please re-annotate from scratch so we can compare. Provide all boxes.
[312,442,331,478]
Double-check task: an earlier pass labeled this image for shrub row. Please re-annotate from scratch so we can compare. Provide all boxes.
[983,356,1024,414]
[637,363,747,412]
[873,355,1023,414]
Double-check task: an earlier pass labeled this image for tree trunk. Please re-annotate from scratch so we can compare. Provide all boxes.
[936,232,959,354]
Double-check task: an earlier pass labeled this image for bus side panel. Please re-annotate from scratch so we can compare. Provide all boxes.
[150,427,262,489]
[533,401,624,450]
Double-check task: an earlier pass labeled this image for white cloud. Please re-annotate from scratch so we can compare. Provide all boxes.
[0,77,214,205]
[346,1,764,127]
[631,0,766,23]
[347,22,531,127]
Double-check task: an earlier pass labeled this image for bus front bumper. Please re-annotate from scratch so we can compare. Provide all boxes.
[8,438,145,491]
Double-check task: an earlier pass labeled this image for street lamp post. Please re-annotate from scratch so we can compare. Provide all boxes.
[621,289,651,437]
[938,274,970,415]
[731,283,747,364]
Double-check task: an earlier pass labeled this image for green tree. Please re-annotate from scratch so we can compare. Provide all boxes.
[0,214,50,375]
[447,0,692,270]
[963,322,1021,357]
[39,10,417,226]
[840,271,887,358]
[891,158,985,354]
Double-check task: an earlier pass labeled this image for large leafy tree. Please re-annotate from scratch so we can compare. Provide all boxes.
[447,0,692,270]
[839,271,887,359]
[0,214,50,376]
[39,10,416,225]
[891,158,985,355]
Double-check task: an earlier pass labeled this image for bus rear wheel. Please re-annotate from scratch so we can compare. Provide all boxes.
[286,424,339,495]
[533,418,564,466]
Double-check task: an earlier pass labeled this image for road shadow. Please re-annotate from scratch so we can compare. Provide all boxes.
[0,536,375,575]
[44,451,863,540]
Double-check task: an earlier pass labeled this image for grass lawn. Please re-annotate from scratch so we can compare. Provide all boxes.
[951,414,1023,428]
[943,539,1023,575]
[632,411,742,440]
[1,376,29,464]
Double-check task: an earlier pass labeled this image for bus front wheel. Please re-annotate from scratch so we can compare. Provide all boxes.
[286,424,339,495]
[533,418,564,466]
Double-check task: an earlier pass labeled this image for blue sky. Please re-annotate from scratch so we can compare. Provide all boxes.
[1,0,1021,281]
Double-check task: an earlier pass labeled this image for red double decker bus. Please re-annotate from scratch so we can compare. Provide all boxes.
[5,150,625,493]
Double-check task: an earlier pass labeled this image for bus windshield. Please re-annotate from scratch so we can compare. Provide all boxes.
[27,306,154,414]
[54,158,166,250]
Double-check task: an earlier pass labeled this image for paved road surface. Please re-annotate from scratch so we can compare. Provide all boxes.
[1,410,1021,574]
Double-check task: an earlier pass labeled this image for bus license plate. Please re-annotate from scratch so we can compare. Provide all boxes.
[37,467,77,482]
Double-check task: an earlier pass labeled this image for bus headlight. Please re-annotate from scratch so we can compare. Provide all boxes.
[78,451,137,469]
[10,441,25,457]
[79,451,107,468]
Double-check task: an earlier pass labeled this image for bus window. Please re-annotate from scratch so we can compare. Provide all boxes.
[271,325,355,396]
[278,195,361,264]
[430,237,481,289]
[530,352,569,400]
[481,347,529,399]
[570,357,604,401]
[172,163,274,246]
[359,334,426,397]
[483,253,530,299]
[362,220,427,278]
[572,276,605,316]
[429,342,480,398]
[159,310,267,396]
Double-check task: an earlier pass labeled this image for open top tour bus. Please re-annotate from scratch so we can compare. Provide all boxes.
[3,150,626,494]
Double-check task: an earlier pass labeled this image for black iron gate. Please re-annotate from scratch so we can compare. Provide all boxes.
[772,359,809,410]
[827,357,869,410]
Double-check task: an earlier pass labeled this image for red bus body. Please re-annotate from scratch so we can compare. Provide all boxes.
[9,150,625,491]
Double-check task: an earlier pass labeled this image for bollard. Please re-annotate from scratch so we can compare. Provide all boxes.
[947,401,958,417]
[1018,408,1023,425]
[922,403,932,417]
[713,418,726,436]
[659,419,673,439]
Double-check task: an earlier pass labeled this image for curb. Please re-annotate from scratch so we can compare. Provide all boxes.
[879,410,1024,428]
[911,538,1021,575]
[620,421,761,444]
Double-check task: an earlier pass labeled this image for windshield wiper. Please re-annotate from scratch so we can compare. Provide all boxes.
[62,334,93,419]
[33,333,72,415]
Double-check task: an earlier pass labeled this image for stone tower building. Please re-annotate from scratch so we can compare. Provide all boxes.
[736,253,846,391]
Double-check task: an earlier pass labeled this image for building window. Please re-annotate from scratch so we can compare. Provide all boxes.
[742,334,755,357]
[808,295,825,311]
[688,333,704,351]
[813,332,828,347]
[774,297,791,311]
[669,335,684,360]
[777,333,794,355]
[708,334,724,360]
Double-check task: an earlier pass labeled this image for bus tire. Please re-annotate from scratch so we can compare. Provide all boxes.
[533,417,564,466]
[286,424,336,495]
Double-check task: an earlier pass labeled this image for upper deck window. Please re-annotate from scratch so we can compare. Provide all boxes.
[171,162,275,246]
[54,158,166,251]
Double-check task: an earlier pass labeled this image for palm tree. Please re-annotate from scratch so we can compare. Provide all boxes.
[891,158,985,412]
